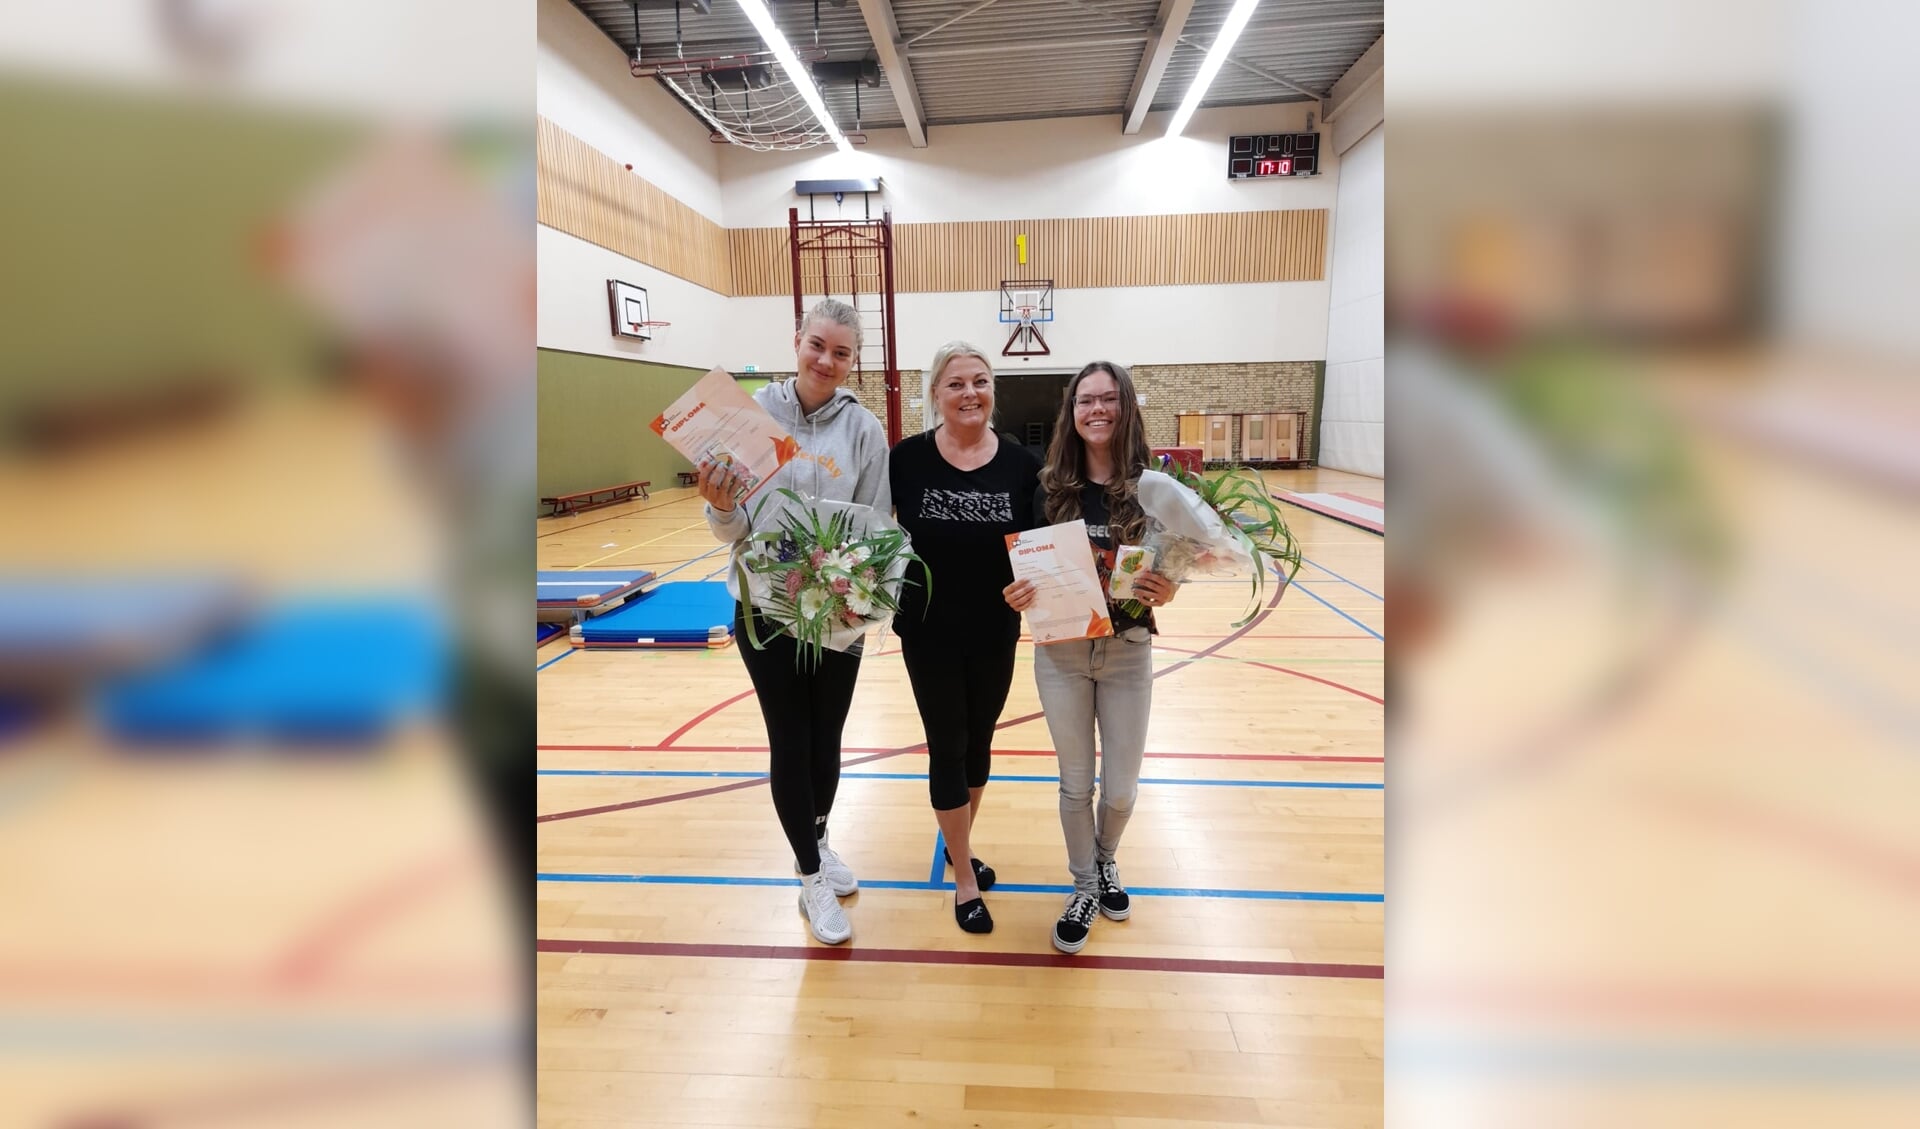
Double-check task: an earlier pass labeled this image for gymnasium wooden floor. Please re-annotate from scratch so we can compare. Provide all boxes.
[536,468,1386,1129]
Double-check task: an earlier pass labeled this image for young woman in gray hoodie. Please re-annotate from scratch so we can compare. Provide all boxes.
[694,298,892,946]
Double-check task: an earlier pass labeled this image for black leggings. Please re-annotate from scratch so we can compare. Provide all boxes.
[899,628,1019,811]
[734,603,862,873]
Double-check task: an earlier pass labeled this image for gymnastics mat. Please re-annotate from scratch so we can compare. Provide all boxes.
[571,581,734,649]
[1272,490,1384,535]
[95,597,447,745]
[538,569,655,609]
[0,575,242,688]
[537,621,564,645]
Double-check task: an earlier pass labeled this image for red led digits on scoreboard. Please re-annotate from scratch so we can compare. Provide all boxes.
[1255,158,1293,176]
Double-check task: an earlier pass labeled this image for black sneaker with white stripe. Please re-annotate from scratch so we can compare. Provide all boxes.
[1051,891,1100,954]
[1096,859,1131,920]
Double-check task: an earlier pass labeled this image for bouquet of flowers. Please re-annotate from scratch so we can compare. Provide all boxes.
[1112,462,1304,627]
[735,488,926,669]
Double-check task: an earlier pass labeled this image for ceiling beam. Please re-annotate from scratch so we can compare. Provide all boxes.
[1325,33,1383,121]
[1121,0,1196,135]
[904,0,1005,47]
[913,34,1149,60]
[854,0,929,147]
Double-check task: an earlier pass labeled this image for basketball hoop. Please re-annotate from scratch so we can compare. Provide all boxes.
[628,320,671,331]
[998,279,1054,357]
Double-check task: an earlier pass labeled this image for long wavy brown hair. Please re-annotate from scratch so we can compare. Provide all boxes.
[1039,361,1152,545]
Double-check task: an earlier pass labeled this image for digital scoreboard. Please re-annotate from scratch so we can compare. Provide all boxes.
[1227,132,1318,180]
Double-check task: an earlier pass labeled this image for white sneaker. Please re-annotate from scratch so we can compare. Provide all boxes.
[798,871,852,944]
[794,833,858,896]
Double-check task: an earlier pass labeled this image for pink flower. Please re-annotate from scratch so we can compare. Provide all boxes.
[843,608,862,626]
[831,577,851,595]
[809,549,828,569]
[784,570,804,598]
[860,567,876,582]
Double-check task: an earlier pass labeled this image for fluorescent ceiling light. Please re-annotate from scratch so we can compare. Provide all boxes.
[1165,0,1263,139]
[734,0,854,154]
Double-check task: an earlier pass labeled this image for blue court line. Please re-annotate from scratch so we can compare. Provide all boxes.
[1277,563,1384,642]
[0,1017,516,1056]
[537,769,1381,790]
[535,648,576,672]
[1389,1034,1920,1085]
[929,830,948,885]
[643,543,729,585]
[536,872,1382,902]
[1302,557,1383,602]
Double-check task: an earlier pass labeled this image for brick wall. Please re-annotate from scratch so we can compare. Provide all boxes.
[749,371,920,431]
[1132,361,1321,459]
[765,361,1321,460]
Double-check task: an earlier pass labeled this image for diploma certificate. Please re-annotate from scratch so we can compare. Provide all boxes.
[1006,520,1114,644]
[650,367,800,507]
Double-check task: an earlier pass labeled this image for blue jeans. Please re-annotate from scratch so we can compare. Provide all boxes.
[1032,627,1153,893]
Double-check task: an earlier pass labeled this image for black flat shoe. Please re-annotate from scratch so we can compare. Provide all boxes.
[944,849,997,892]
[954,896,993,934]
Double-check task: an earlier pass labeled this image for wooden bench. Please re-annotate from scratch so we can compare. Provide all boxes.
[541,480,649,517]
[676,471,698,487]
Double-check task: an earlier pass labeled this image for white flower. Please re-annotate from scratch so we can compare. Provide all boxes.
[823,549,856,573]
[798,586,828,620]
[848,545,870,565]
[845,585,874,618]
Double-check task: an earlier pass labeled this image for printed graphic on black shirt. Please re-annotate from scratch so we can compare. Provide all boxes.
[919,488,1013,523]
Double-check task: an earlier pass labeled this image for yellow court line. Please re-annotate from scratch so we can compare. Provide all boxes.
[572,521,711,569]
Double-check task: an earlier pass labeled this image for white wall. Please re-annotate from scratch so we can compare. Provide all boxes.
[719,282,1329,375]
[538,225,730,368]
[718,103,1338,227]
[536,0,723,224]
[1320,122,1385,477]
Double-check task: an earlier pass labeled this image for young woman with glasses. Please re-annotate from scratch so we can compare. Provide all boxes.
[1002,360,1178,953]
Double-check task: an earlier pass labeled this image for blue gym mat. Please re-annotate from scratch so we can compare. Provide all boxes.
[537,621,564,645]
[0,575,242,682]
[573,581,734,647]
[95,597,448,745]
[537,569,655,608]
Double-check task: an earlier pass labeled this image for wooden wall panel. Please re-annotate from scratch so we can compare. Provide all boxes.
[537,115,1327,299]
[535,117,732,295]
[727,210,1325,297]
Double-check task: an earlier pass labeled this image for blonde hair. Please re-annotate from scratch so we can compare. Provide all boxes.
[920,340,996,432]
[800,298,863,350]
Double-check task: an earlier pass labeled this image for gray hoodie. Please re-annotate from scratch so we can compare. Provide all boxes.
[704,379,892,601]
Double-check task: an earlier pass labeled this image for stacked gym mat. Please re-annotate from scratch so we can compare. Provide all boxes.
[570,581,734,649]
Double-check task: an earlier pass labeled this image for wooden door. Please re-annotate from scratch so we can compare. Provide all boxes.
[1243,413,1271,461]
[1204,414,1233,462]
[1176,413,1204,447]
[1272,412,1301,461]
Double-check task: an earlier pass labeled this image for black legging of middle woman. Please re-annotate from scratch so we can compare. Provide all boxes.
[889,339,1041,934]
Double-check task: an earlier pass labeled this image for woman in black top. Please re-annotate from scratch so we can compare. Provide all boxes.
[890,341,1041,934]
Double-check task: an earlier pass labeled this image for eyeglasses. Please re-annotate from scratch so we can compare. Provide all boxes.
[1073,393,1122,409]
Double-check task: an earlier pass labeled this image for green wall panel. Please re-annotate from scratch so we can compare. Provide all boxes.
[537,349,706,510]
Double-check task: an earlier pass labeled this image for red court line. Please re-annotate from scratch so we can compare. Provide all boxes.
[271,850,479,986]
[539,583,1291,821]
[1640,786,1920,897]
[1331,491,1385,509]
[537,937,1382,980]
[658,688,758,747]
[537,743,1383,764]
[536,775,771,823]
[1155,645,1384,706]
